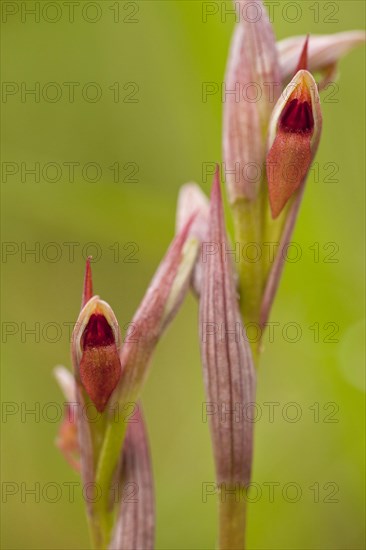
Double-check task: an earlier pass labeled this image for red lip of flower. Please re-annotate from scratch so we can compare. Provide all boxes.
[279,39,314,135]
[279,92,314,134]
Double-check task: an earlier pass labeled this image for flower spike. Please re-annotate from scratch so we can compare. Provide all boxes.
[51,10,365,549]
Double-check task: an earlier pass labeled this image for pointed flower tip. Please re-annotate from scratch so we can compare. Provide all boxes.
[82,256,93,308]
[295,35,309,73]
[73,296,122,412]
[266,69,322,218]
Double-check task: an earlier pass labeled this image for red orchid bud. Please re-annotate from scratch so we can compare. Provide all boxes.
[266,68,322,218]
[72,263,122,412]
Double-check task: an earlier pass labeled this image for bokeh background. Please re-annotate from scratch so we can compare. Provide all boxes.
[1,1,365,548]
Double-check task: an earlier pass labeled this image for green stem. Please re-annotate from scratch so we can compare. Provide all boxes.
[93,419,127,548]
[87,514,105,550]
[233,198,263,324]
[218,486,248,550]
[232,197,264,361]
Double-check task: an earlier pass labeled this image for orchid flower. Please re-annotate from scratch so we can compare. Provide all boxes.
[54,1,364,548]
[54,222,199,548]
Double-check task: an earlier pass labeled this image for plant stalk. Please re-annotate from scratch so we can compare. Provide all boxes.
[218,486,248,550]
[232,195,264,362]
[93,419,128,549]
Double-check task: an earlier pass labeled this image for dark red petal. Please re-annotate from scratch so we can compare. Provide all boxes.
[280,98,314,133]
[82,314,115,348]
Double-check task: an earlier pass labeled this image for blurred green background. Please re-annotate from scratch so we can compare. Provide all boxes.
[1,1,365,548]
